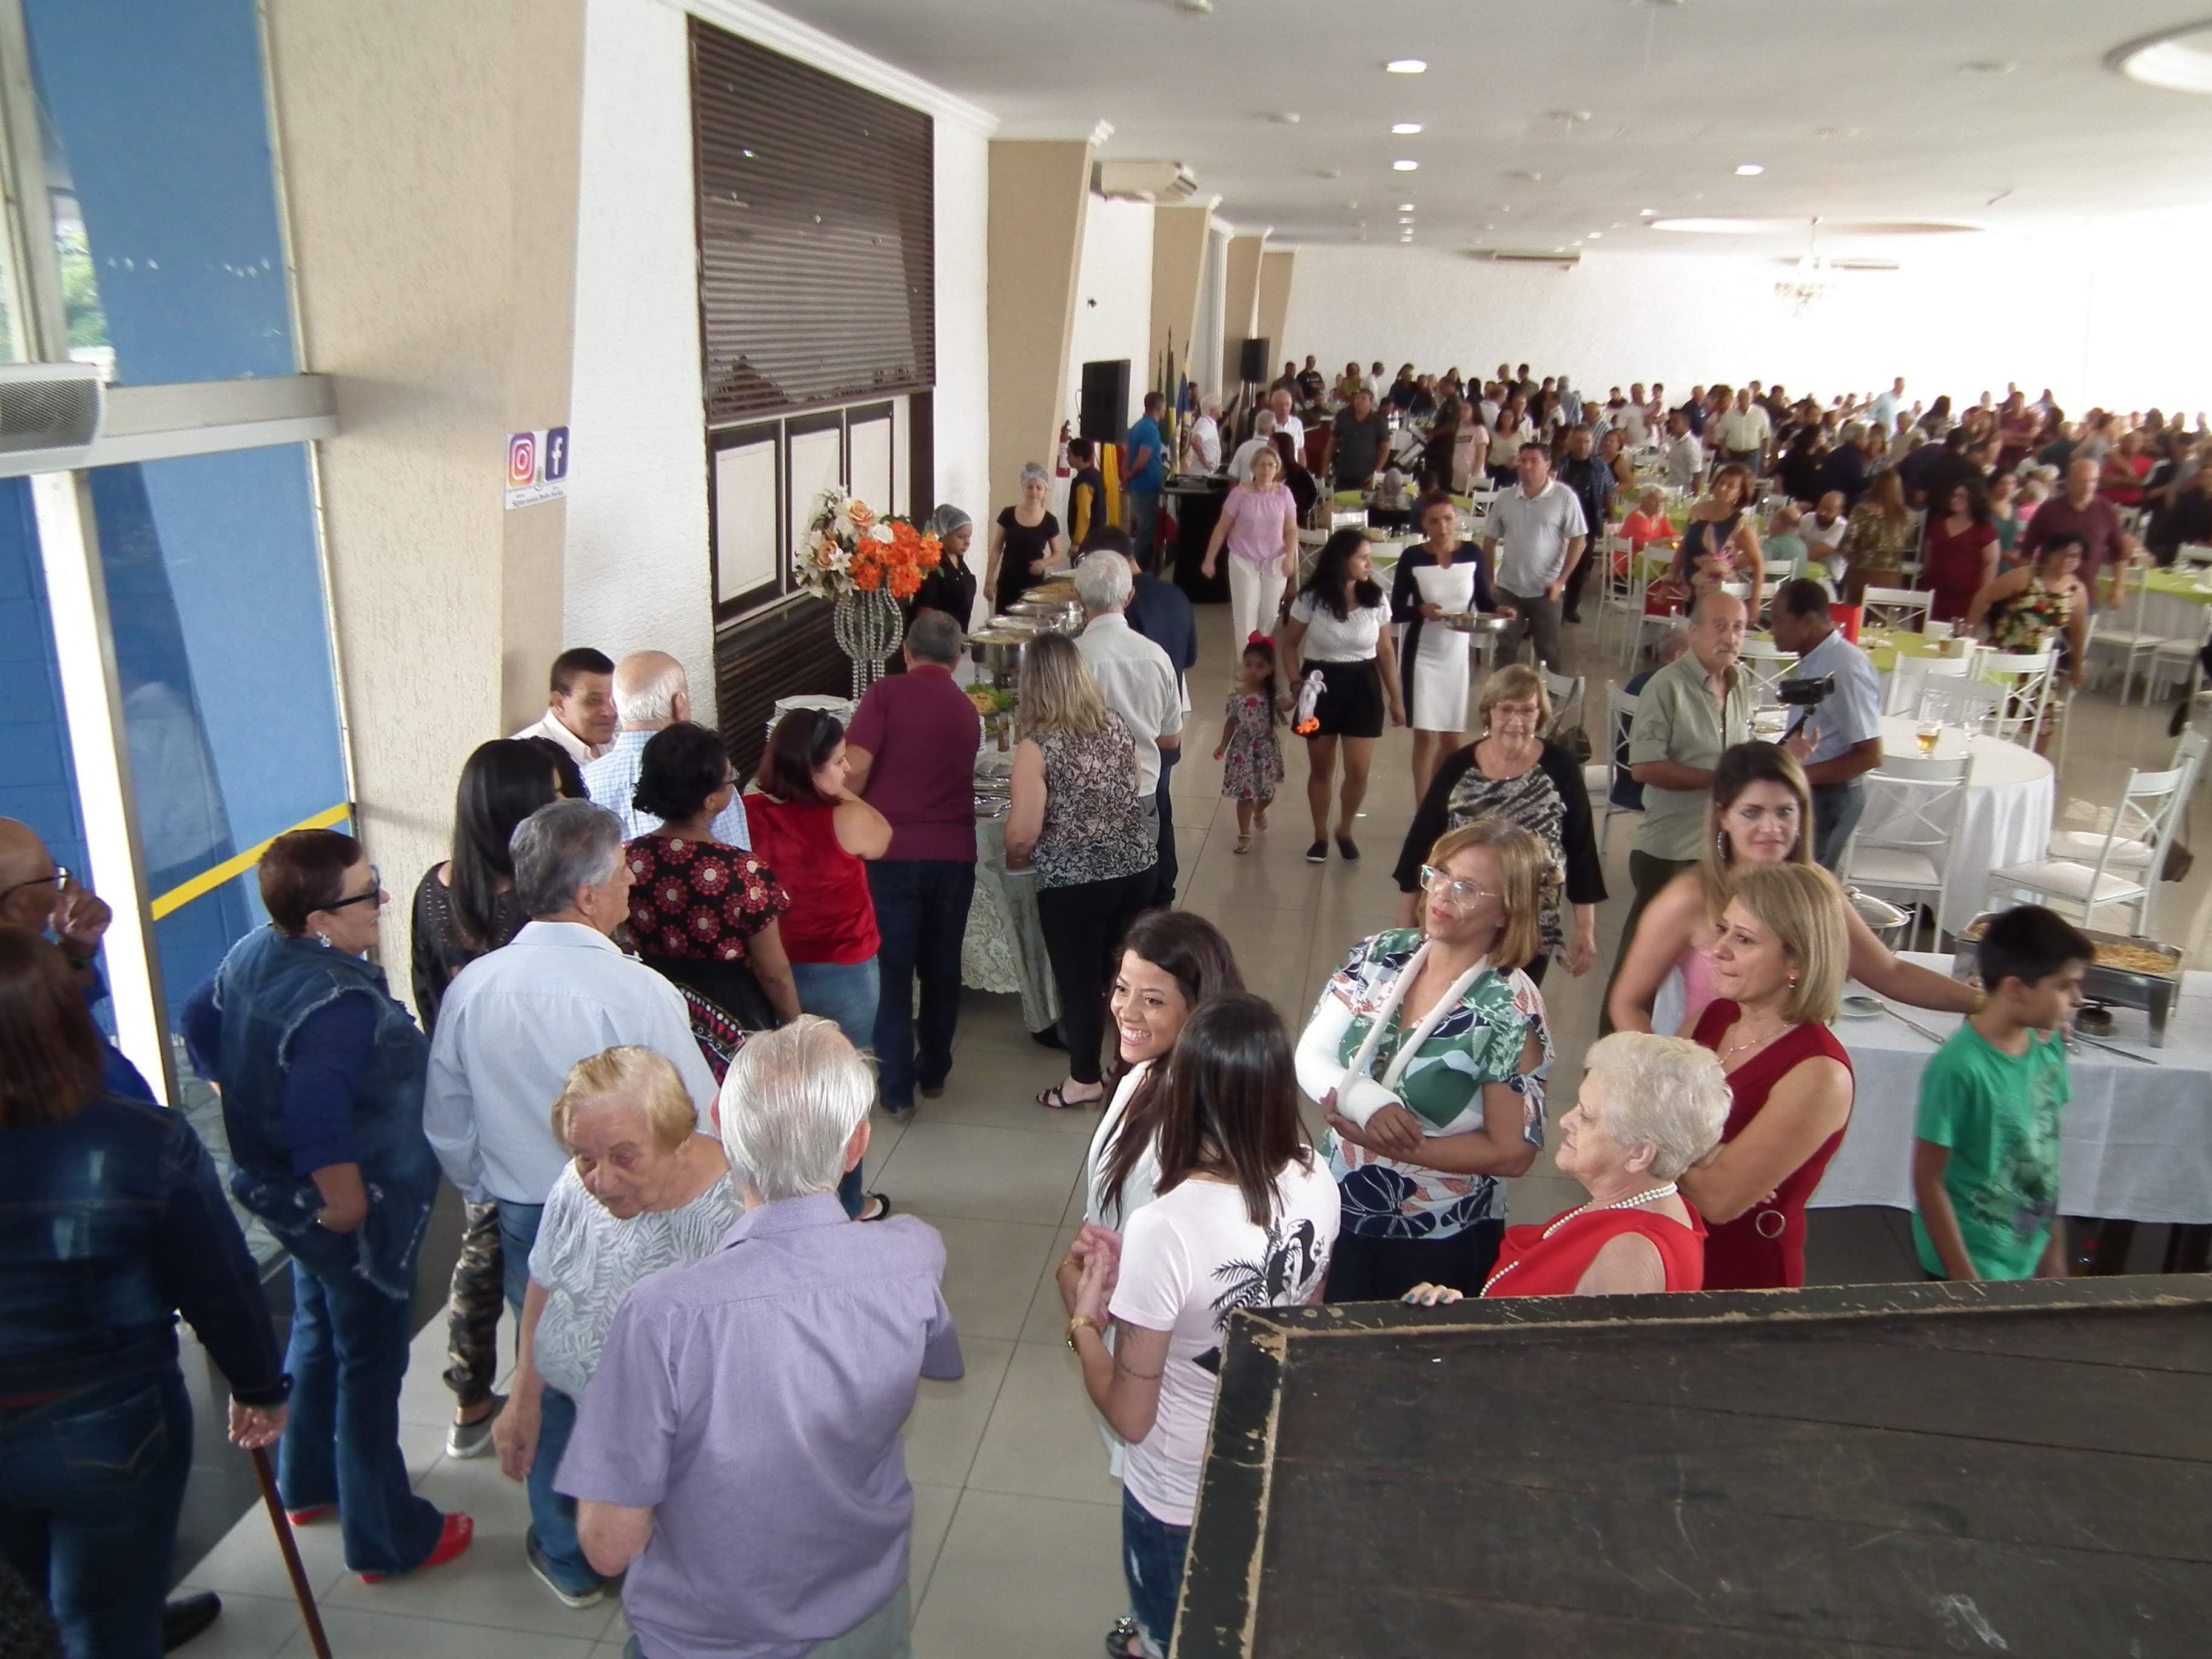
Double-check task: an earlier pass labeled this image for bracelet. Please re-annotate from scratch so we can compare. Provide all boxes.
[1066,1314,1100,1352]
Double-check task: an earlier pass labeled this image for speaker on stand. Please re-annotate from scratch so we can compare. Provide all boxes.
[1079,359,1132,445]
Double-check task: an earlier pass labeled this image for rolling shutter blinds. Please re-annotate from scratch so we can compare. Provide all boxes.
[689,19,936,425]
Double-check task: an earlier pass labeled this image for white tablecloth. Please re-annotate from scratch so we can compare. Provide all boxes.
[1854,714,2053,936]
[1817,954,2212,1225]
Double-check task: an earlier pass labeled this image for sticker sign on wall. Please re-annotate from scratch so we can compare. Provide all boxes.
[505,426,571,509]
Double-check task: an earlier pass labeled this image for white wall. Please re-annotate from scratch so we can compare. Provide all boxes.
[565,0,993,721]
[1063,195,1155,438]
[1281,218,2212,417]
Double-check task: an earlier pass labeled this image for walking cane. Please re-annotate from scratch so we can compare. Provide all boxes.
[250,1446,335,1659]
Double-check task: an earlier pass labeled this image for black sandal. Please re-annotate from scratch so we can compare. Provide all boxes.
[1104,1617,1142,1658]
[1036,1085,1103,1111]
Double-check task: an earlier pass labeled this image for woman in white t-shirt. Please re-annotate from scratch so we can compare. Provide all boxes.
[1279,529,1404,866]
[1061,994,1341,1659]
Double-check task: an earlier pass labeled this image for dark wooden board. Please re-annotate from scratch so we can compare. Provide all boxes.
[1177,1276,2212,1658]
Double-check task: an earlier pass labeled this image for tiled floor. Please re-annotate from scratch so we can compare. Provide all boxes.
[170,595,2200,1658]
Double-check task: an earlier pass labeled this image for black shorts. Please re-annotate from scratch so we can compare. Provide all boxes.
[1309,657,1384,739]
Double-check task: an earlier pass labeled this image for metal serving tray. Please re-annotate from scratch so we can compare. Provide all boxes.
[1952,912,2181,1048]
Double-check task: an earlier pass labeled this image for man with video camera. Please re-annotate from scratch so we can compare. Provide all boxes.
[1770,578,1885,871]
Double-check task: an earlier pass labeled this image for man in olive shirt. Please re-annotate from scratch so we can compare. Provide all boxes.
[1600,590,1753,1031]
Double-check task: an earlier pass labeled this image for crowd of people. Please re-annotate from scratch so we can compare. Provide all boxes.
[0,348,2167,1659]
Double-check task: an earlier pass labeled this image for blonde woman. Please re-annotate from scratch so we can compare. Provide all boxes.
[1200,442,1299,645]
[1680,863,1855,1290]
[1392,665,1602,985]
[1005,631,1156,1110]
[1608,742,1976,1039]
[1298,816,1552,1300]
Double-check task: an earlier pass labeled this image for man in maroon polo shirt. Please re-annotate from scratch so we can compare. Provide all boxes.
[2019,457,2139,607]
[843,609,984,1115]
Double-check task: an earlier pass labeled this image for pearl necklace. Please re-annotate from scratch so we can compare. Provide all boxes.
[1481,1182,1680,1295]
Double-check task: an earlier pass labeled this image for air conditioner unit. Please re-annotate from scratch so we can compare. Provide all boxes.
[1478,249,1582,268]
[1093,160,1200,203]
[0,362,105,469]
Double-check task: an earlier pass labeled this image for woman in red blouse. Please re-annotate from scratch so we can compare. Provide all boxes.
[745,709,895,1218]
[626,722,799,1032]
[1921,478,2002,623]
[1678,863,1855,1290]
[1402,1031,1728,1303]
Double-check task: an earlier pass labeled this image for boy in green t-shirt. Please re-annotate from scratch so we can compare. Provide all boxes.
[1913,905,2092,1282]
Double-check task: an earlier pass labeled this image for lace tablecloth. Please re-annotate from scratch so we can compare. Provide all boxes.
[964,813,1057,1032]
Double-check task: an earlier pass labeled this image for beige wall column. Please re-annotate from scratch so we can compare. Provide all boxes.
[987,139,1092,517]
[266,0,586,998]
[1256,249,1296,370]
[1149,202,1212,391]
[1221,230,1267,386]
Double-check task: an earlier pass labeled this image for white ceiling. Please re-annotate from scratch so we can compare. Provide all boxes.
[768,0,2212,258]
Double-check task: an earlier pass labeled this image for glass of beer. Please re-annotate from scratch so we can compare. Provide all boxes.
[1915,719,1942,757]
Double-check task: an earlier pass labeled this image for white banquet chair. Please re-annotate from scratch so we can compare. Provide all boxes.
[2043,731,2207,899]
[1989,761,2192,936]
[1861,586,1932,633]
[1738,638,1797,706]
[1840,750,1973,952]
[1581,683,1643,850]
[2085,563,2166,704]
[1976,648,2058,748]
[1540,666,1587,740]
[1916,676,2006,736]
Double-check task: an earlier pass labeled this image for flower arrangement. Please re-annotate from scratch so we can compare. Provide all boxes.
[800,486,942,603]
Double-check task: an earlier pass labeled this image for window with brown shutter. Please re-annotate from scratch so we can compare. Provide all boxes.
[689,19,936,426]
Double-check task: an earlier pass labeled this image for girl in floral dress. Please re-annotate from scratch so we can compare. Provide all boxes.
[1215,635,1287,853]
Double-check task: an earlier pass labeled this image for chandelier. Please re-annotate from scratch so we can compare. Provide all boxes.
[1774,218,1835,312]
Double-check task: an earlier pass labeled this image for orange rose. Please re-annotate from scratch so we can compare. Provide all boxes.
[888,566,922,600]
[853,563,883,592]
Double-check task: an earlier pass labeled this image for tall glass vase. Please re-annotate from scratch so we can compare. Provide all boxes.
[832,586,904,696]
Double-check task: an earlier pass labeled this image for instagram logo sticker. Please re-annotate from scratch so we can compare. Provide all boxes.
[508,432,538,488]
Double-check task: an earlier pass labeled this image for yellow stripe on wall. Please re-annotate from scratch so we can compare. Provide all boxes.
[149,803,355,920]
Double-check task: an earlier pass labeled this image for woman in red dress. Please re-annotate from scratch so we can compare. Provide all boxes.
[1921,478,2001,623]
[1400,1031,1730,1302]
[1679,863,1855,1289]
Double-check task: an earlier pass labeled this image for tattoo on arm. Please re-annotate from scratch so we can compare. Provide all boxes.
[1113,1355,1164,1382]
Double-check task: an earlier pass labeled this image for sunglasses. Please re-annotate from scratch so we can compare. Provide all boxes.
[323,866,384,912]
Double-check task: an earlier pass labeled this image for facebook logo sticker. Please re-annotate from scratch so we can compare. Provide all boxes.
[543,426,571,483]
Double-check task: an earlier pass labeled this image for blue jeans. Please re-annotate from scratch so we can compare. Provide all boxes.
[1122,1488,1191,1658]
[495,1199,546,1318]
[0,1372,192,1659]
[793,959,881,1218]
[280,1252,444,1575]
[868,860,976,1112]
[527,1387,598,1595]
[1127,490,1161,564]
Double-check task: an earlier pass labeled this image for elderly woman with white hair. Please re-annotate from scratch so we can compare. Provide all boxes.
[494,1046,739,1609]
[1403,1032,1730,1302]
[985,464,1062,615]
[558,1019,960,1659]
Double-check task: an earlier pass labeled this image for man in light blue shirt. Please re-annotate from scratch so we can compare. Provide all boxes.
[424,800,719,1310]
[1771,578,1885,871]
[580,651,749,848]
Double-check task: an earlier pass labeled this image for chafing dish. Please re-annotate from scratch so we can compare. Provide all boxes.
[1953,912,2182,1048]
[970,622,1041,686]
[1008,598,1084,633]
[1845,888,1911,953]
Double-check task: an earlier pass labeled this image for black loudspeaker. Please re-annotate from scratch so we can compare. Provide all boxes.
[1237,337,1271,385]
[1079,359,1131,443]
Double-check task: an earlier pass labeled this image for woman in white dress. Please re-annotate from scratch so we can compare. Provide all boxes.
[1391,490,1513,803]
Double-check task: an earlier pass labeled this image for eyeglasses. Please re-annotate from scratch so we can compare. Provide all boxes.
[1420,865,1502,909]
[323,866,384,911]
[0,866,69,905]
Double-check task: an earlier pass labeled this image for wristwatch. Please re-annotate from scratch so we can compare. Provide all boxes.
[1065,1314,1100,1352]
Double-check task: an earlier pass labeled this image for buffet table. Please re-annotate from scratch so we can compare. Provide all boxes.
[1855,713,2054,936]
[1817,953,2212,1225]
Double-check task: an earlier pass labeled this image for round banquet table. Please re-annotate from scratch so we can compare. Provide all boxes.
[2131,568,2212,697]
[1855,714,2054,936]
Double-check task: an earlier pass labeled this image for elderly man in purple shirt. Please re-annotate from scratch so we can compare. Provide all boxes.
[558,1017,962,1658]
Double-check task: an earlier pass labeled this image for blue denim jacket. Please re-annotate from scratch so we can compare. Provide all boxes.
[206,927,441,1299]
[0,1094,286,1405]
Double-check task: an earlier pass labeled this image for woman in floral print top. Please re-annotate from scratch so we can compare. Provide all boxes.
[1295,815,1552,1302]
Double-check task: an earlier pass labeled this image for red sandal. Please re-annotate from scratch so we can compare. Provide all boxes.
[284,1505,333,1527]
[360,1512,473,1583]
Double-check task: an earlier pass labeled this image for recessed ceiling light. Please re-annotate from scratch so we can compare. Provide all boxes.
[1735,163,1765,175]
[1392,122,1423,135]
[1587,231,1602,239]
[1385,58,1427,73]
[1273,111,1301,124]
[1638,207,1656,215]
[1957,59,2015,76]
[1318,168,1341,179]
[1393,159,1419,171]
[1398,202,1416,212]
[2111,22,2212,94]
[1511,170,1544,183]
